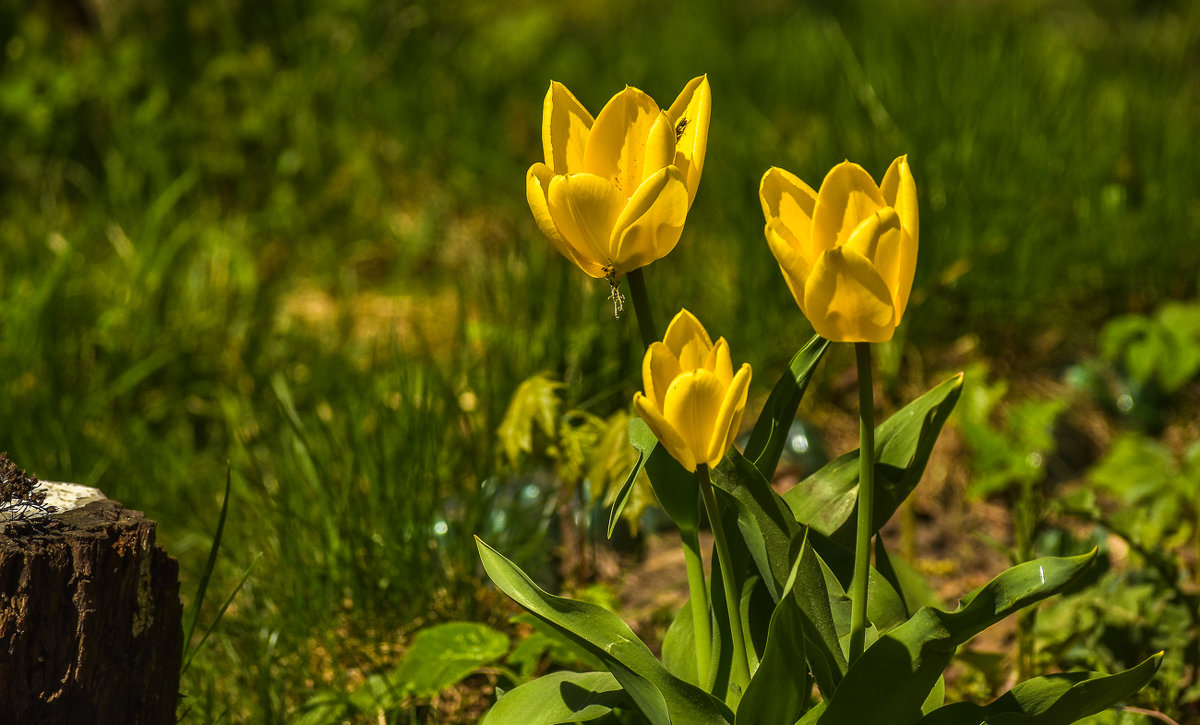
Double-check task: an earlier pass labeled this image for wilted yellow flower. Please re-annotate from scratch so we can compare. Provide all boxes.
[633,309,751,471]
[760,157,918,343]
[526,76,711,280]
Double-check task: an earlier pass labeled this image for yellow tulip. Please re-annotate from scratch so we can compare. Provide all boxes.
[760,157,918,343]
[526,76,711,280]
[633,309,751,472]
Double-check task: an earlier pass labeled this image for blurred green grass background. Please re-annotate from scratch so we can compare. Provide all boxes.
[1,0,1198,721]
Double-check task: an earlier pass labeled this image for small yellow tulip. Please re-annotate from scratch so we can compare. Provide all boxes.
[760,157,918,343]
[526,77,711,280]
[633,309,751,472]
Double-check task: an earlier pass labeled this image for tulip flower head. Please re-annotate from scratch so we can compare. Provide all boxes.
[760,157,918,343]
[526,77,711,290]
[633,309,751,472]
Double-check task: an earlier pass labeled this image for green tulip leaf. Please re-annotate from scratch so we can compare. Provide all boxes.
[662,595,702,687]
[623,417,702,534]
[785,373,963,544]
[801,552,1097,724]
[609,418,654,538]
[736,543,812,725]
[808,531,909,635]
[710,452,846,695]
[476,538,732,725]
[743,334,830,479]
[482,671,629,724]
[914,652,1163,725]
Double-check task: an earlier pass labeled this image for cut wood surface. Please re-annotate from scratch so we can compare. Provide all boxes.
[0,492,181,725]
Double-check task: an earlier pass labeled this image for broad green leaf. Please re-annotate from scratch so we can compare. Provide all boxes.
[737,544,812,724]
[803,552,1097,724]
[482,671,629,724]
[662,595,701,686]
[809,532,909,635]
[477,538,732,725]
[743,334,830,479]
[710,452,846,695]
[349,622,509,711]
[785,373,963,544]
[915,653,1162,725]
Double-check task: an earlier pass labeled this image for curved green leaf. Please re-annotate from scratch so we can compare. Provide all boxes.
[608,418,652,537]
[915,653,1163,725]
[743,334,830,479]
[737,544,812,724]
[477,537,732,725]
[785,373,963,544]
[710,452,847,695]
[482,671,629,724]
[804,552,1097,725]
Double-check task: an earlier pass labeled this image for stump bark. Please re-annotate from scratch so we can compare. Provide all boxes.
[0,494,181,724]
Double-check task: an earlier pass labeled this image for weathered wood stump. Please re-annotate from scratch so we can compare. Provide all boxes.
[0,484,181,724]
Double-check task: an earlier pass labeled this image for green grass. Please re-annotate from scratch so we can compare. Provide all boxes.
[1,0,1198,721]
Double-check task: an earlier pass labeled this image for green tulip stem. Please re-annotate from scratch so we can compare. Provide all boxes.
[625,268,658,349]
[848,342,876,664]
[681,527,713,687]
[697,464,752,700]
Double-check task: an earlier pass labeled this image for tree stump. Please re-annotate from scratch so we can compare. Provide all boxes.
[0,483,181,724]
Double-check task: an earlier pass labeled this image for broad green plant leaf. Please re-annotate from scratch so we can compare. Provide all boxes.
[349,622,509,711]
[743,334,830,479]
[482,671,629,724]
[799,552,1097,724]
[785,372,963,544]
[915,653,1163,725]
[736,544,811,724]
[477,538,733,725]
[709,452,847,695]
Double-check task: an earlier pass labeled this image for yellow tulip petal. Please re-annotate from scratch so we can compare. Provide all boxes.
[641,111,678,185]
[663,308,713,363]
[811,161,886,253]
[547,173,626,278]
[543,81,594,175]
[880,156,919,320]
[584,86,662,197]
[707,362,751,468]
[845,207,901,264]
[634,392,696,472]
[527,164,584,268]
[760,167,818,261]
[765,219,812,314]
[644,341,682,412]
[880,155,919,247]
[611,165,689,272]
[847,208,906,320]
[663,370,726,471]
[804,246,897,343]
[666,75,712,206]
[707,338,734,387]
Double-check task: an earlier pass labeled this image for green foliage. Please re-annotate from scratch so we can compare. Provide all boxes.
[1101,302,1200,394]
[955,362,1067,500]
[295,622,510,724]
